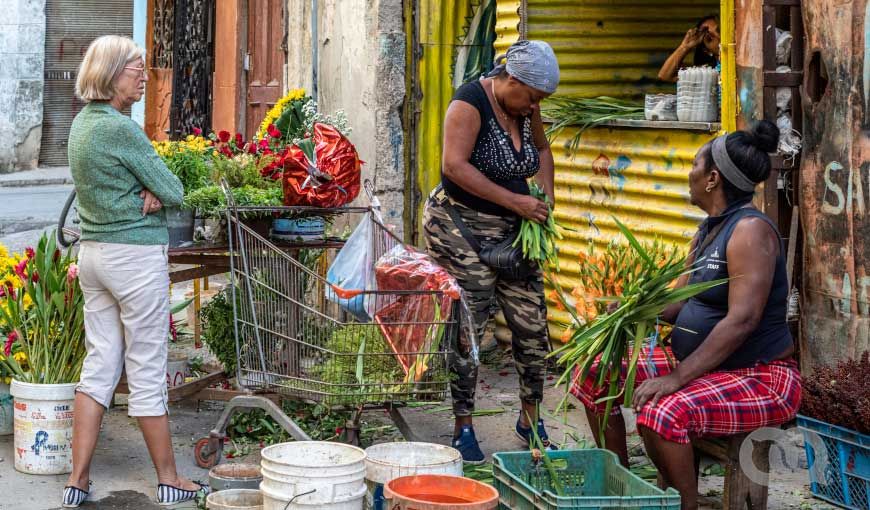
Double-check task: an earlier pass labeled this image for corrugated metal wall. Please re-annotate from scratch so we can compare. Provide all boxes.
[543,125,717,338]
[41,0,133,166]
[496,0,719,98]
[414,0,477,234]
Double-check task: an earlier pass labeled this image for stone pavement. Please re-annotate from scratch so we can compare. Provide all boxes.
[0,348,833,510]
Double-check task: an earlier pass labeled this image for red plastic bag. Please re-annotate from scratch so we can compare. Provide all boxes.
[282,123,362,208]
[373,246,465,380]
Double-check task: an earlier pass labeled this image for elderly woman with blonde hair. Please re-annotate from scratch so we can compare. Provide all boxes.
[63,35,208,507]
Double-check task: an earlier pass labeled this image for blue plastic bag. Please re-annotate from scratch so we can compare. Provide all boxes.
[326,213,376,321]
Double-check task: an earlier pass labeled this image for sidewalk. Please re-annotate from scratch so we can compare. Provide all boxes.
[0,166,72,187]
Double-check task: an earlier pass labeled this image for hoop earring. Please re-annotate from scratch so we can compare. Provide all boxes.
[705,184,714,193]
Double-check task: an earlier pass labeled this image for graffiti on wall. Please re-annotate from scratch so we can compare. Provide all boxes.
[818,159,870,318]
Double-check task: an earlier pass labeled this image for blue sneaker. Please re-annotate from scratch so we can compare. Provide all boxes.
[452,425,486,465]
[516,418,558,450]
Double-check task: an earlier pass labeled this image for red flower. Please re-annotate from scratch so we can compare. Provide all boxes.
[246,142,258,154]
[219,146,233,158]
[267,124,282,139]
[25,247,35,260]
[53,249,61,263]
[30,270,39,284]
[4,330,18,357]
[235,133,244,146]
[218,130,231,143]
[192,127,203,136]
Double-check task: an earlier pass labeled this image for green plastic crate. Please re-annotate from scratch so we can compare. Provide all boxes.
[492,449,681,510]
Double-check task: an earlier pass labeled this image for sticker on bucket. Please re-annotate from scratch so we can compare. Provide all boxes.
[11,381,76,475]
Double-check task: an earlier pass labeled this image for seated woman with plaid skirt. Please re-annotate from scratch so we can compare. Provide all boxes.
[571,121,801,510]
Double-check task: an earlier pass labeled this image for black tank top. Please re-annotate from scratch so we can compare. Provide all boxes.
[441,80,540,216]
[671,202,793,369]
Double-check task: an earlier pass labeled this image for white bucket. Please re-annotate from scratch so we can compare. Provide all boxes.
[207,488,264,510]
[363,443,463,510]
[10,380,76,474]
[0,381,14,436]
[260,441,367,510]
[166,352,189,388]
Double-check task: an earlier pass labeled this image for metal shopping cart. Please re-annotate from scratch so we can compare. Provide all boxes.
[192,181,459,467]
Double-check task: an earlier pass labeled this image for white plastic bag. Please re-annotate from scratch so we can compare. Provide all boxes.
[326,213,377,321]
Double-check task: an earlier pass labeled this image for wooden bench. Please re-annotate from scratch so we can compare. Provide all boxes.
[693,434,771,510]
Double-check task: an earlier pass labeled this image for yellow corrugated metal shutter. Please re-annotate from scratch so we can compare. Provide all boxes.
[496,0,719,98]
[414,0,478,231]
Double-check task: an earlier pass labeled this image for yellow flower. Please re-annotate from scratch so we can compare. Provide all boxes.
[256,88,307,140]
[22,293,32,310]
[13,352,26,363]
[0,244,8,259]
[2,274,18,289]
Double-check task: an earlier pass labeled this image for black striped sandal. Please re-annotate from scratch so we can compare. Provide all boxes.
[61,481,91,508]
[156,480,210,506]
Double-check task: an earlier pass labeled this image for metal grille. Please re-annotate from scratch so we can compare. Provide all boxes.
[225,198,455,407]
[170,0,214,139]
[40,0,133,167]
[152,0,174,69]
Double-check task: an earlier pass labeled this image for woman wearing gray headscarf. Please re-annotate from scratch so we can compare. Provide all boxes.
[423,40,560,463]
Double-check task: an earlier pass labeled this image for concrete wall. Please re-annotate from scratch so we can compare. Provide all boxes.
[0,0,46,172]
[286,0,407,235]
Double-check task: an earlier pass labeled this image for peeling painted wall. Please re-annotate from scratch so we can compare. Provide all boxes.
[735,0,763,127]
[286,0,407,235]
[799,0,870,371]
[0,0,46,172]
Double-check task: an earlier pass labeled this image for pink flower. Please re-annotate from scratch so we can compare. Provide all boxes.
[25,247,34,260]
[4,331,18,357]
[66,263,79,283]
[258,138,270,150]
[192,127,203,136]
[14,259,27,280]
[31,270,39,284]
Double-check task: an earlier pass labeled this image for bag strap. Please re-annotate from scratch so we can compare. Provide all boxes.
[695,219,728,257]
[442,199,483,253]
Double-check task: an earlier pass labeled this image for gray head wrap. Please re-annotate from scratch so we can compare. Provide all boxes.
[711,135,756,192]
[491,40,560,94]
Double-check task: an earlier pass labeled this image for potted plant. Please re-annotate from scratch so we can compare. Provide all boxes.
[0,233,85,474]
[152,132,212,247]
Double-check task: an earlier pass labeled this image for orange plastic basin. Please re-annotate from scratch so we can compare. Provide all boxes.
[384,474,498,510]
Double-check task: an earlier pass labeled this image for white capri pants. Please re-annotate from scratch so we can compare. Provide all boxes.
[76,241,170,416]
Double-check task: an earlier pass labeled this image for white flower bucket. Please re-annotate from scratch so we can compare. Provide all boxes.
[167,352,190,388]
[10,380,76,475]
[0,381,13,436]
[260,442,367,510]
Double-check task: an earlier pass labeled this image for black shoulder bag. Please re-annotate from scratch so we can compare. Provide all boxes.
[442,201,536,281]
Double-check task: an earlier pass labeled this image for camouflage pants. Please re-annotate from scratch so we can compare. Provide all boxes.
[423,187,550,417]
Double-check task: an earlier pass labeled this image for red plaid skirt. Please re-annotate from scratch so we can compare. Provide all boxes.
[570,346,801,444]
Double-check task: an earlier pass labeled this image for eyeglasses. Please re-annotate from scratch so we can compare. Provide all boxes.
[123,66,146,77]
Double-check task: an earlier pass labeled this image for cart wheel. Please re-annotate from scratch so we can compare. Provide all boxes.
[194,437,221,468]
